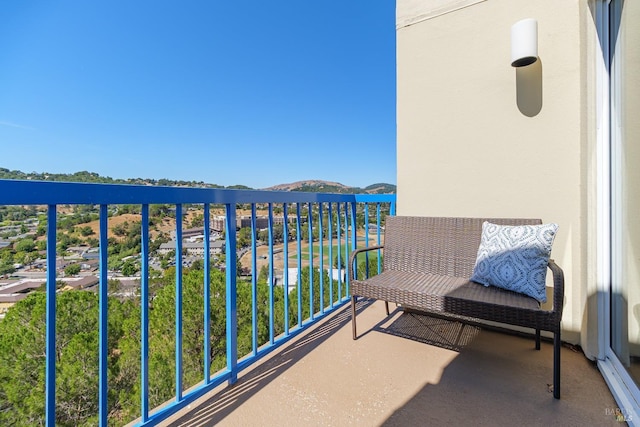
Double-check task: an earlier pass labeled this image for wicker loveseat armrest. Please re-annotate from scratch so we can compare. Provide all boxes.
[349,245,384,282]
[548,259,565,320]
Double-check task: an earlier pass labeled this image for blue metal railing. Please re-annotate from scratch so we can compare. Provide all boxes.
[0,179,395,426]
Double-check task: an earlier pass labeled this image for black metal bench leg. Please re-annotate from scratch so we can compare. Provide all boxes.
[535,328,541,350]
[385,301,390,316]
[554,330,561,399]
[351,296,358,340]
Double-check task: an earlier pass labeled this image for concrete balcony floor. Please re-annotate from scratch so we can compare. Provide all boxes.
[163,300,621,426]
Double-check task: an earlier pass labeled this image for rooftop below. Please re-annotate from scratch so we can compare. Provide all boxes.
[161,300,620,426]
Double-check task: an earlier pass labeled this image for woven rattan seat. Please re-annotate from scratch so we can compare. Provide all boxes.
[349,216,564,398]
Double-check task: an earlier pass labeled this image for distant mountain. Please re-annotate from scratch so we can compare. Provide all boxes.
[363,183,397,194]
[263,180,396,194]
[0,168,395,194]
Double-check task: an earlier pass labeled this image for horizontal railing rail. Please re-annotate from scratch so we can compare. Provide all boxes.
[0,179,395,426]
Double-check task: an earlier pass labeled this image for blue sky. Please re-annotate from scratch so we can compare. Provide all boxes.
[0,2,396,189]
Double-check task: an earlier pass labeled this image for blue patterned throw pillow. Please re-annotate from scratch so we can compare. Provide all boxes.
[470,221,558,302]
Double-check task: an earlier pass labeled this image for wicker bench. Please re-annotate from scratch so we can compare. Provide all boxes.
[349,216,564,398]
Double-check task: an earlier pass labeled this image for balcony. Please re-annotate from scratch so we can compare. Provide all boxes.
[0,180,621,426]
[163,300,621,426]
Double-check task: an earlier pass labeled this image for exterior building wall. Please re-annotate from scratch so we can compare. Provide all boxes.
[396,0,597,353]
[212,216,226,232]
[158,241,224,256]
[213,215,296,232]
[0,302,15,312]
[237,216,297,230]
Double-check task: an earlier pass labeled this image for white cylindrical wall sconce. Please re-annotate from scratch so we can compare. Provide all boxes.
[511,18,538,67]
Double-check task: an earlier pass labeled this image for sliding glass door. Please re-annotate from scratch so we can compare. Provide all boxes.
[608,0,640,419]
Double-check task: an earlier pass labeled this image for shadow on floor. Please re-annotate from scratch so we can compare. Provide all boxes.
[375,311,481,352]
[165,299,374,427]
[378,319,621,426]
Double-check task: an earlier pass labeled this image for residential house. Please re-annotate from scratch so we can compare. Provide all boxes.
[158,240,225,257]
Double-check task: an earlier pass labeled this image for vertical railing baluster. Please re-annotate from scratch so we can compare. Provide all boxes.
[175,204,183,401]
[364,203,370,280]
[343,203,349,300]
[349,202,357,296]
[296,203,302,327]
[98,205,108,427]
[377,203,382,274]
[268,203,274,344]
[204,204,211,383]
[318,203,324,314]
[140,204,149,418]
[345,203,351,299]
[307,202,314,320]
[45,205,56,427]
[141,205,151,420]
[251,204,258,355]
[140,208,150,422]
[226,204,238,384]
[328,203,334,308]
[336,203,342,301]
[283,203,289,335]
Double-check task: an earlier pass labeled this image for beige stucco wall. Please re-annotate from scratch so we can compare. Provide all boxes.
[396,0,597,351]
